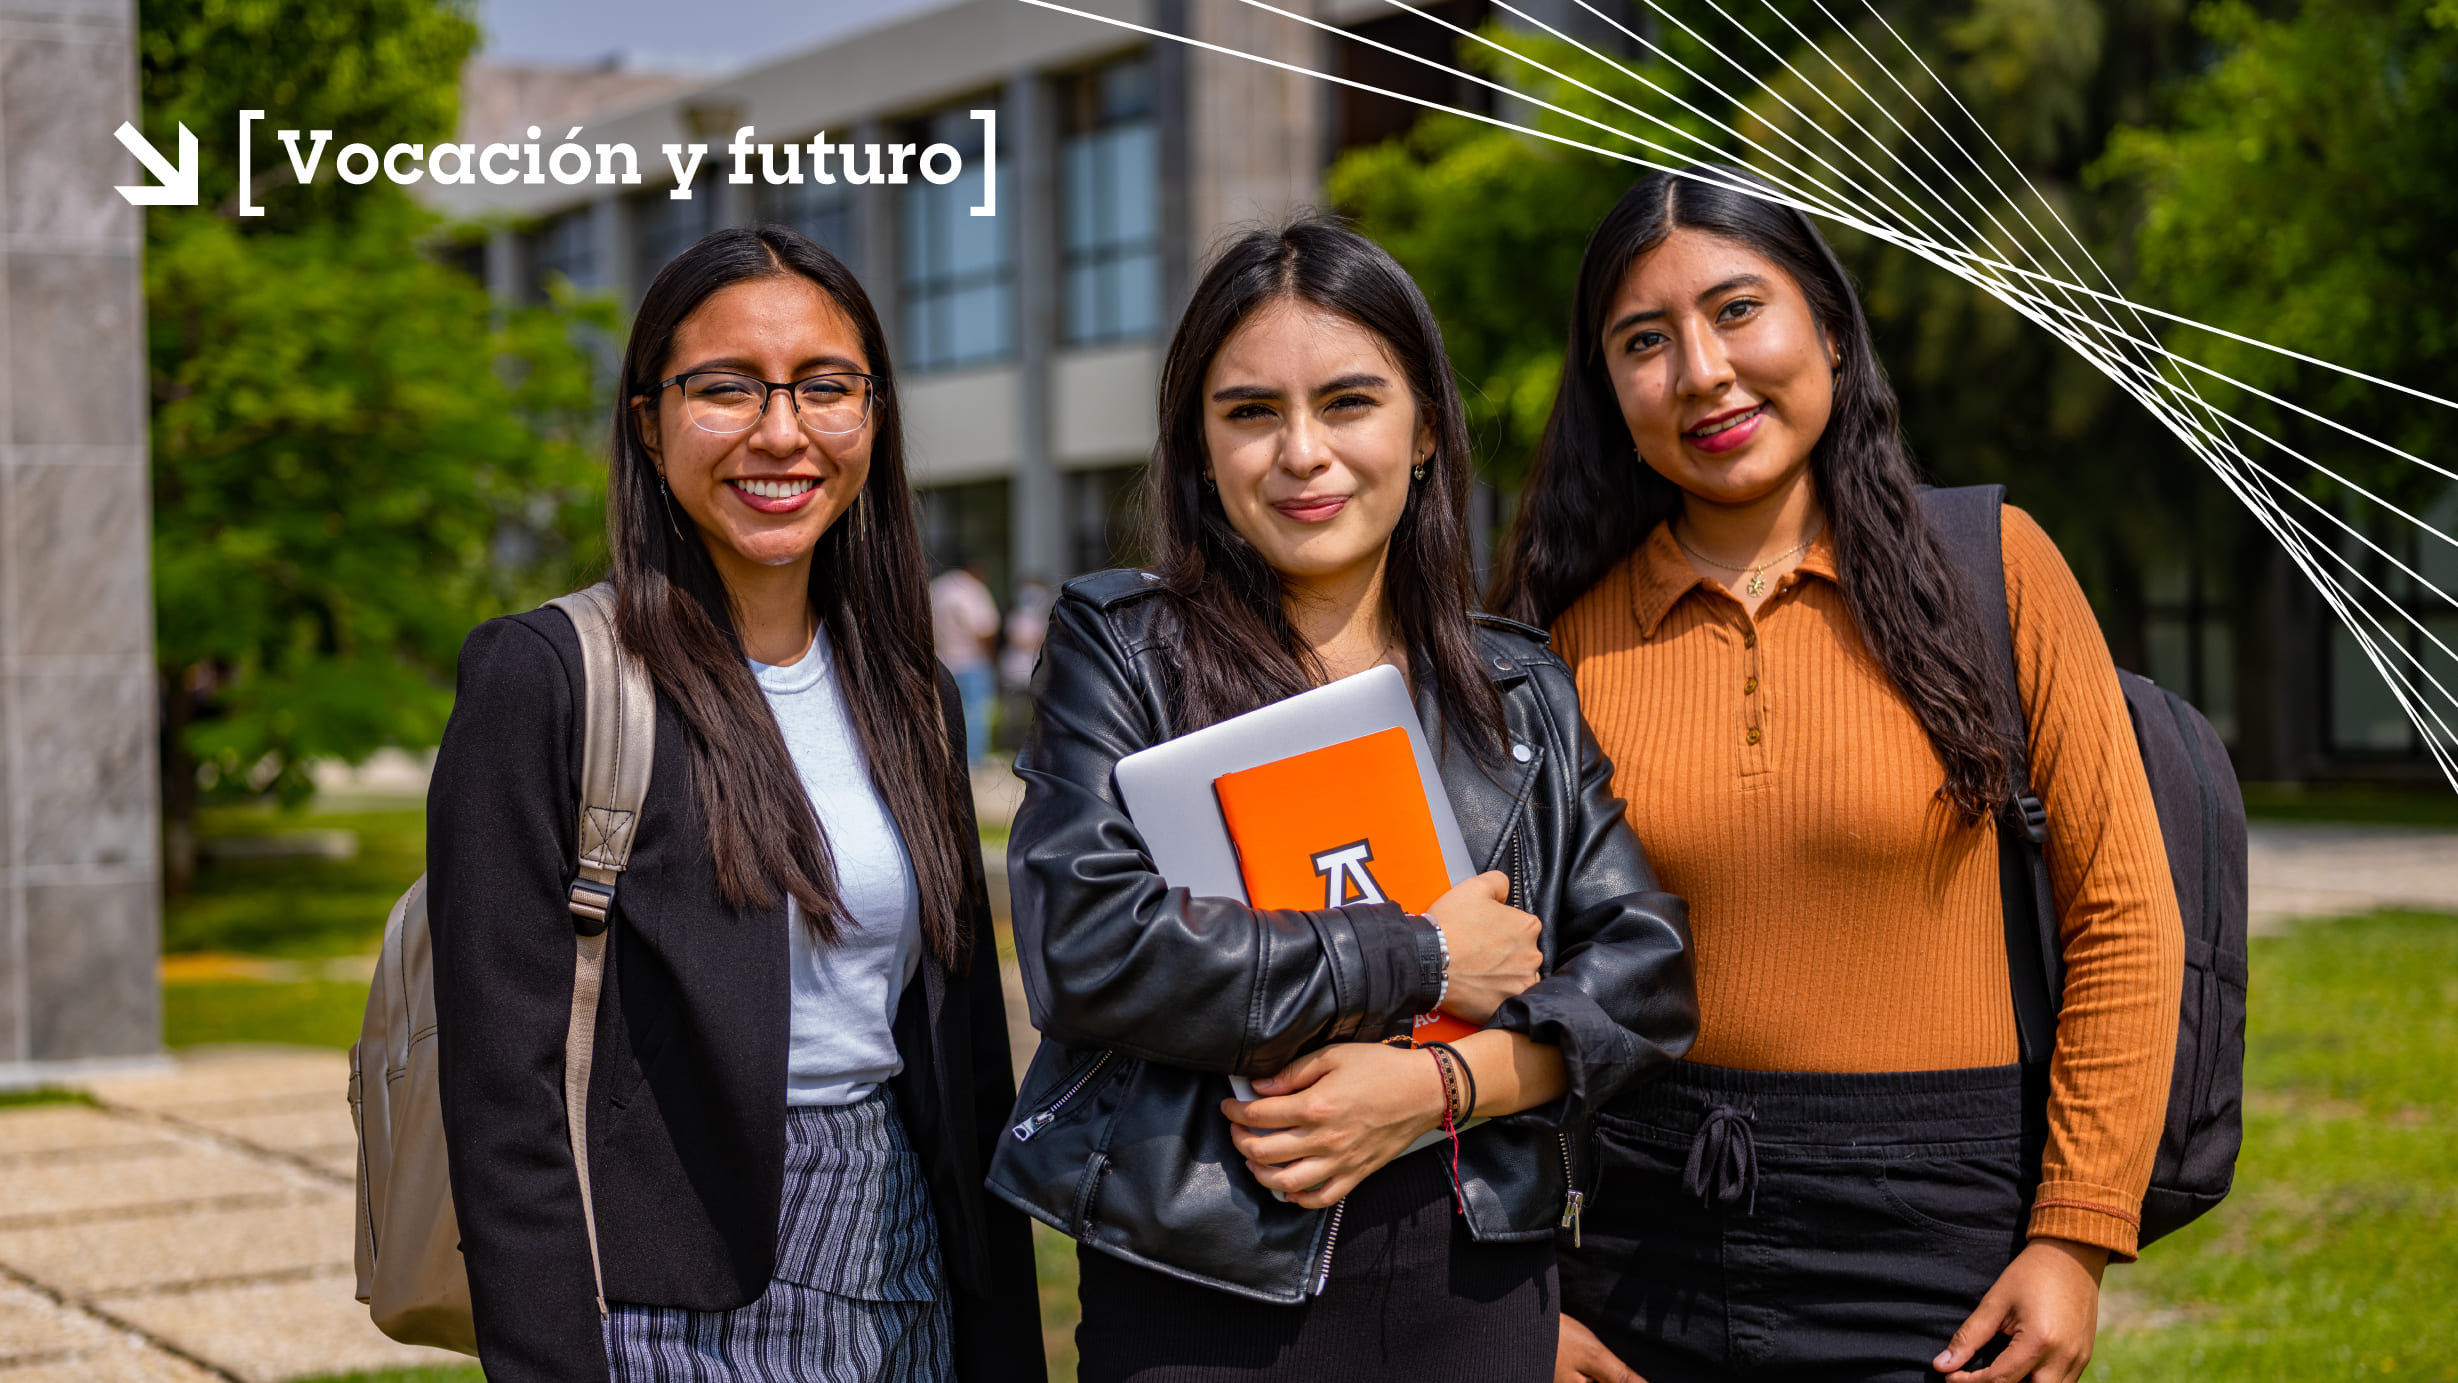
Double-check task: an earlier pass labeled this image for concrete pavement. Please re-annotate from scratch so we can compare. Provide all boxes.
[0,1049,466,1383]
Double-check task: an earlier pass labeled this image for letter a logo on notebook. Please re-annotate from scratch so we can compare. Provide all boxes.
[1310,841,1387,908]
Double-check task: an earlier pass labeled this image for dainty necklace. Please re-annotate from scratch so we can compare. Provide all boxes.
[1673,520,1824,597]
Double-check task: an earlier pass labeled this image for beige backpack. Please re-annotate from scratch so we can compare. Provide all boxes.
[348,584,656,1354]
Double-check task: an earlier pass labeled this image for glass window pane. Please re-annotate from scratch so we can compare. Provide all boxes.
[1114,247,1160,339]
[1109,125,1157,242]
[1064,139,1099,253]
[2146,617,2191,696]
[2331,622,2417,752]
[2199,621,2237,742]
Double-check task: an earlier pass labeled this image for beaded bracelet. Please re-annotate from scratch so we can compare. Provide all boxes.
[1424,1045,1467,1213]
[1420,1039,1478,1122]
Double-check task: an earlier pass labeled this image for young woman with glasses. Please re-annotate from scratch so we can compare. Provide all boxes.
[1491,171,2186,1383]
[989,217,1697,1382]
[427,225,1044,1383]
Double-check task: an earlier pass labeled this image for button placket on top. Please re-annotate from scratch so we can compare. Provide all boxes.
[1737,609,1769,777]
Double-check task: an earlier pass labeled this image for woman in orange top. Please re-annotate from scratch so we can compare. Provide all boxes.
[1492,168,2184,1383]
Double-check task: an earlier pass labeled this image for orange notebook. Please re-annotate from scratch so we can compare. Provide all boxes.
[1213,727,1480,1044]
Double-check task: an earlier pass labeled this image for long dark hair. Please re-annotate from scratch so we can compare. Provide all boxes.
[1490,169,2014,820]
[1146,216,1505,754]
[608,225,972,968]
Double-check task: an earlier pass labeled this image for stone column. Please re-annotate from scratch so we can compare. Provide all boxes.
[0,0,164,1082]
[1006,71,1064,586]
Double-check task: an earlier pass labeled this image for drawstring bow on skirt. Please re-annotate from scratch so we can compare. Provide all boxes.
[1682,1103,1759,1215]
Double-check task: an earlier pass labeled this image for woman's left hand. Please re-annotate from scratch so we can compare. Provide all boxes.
[1220,1043,1447,1209]
[1934,1237,2107,1383]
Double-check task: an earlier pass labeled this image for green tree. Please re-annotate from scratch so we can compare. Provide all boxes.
[2097,0,2458,505]
[143,0,610,889]
[1328,5,2229,653]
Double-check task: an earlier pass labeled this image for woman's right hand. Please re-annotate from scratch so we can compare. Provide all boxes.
[1424,871,1543,1023]
[1557,1314,1645,1383]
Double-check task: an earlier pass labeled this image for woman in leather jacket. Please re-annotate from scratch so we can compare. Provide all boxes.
[987,219,1698,1381]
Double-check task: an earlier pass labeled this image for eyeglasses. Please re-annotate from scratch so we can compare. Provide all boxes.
[658,370,883,437]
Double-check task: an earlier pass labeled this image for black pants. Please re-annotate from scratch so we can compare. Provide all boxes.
[1075,1144,1556,1382]
[1560,1063,2029,1383]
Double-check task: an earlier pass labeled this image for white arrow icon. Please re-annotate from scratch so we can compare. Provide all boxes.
[113,121,199,206]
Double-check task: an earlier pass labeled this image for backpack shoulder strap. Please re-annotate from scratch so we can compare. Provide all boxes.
[1914,485,2063,1067]
[541,580,655,1318]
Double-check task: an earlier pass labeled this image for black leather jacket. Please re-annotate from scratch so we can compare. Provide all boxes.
[986,570,1697,1304]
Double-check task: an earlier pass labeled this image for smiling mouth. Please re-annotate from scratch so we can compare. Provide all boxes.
[1272,495,1349,522]
[1684,403,1767,439]
[732,478,817,500]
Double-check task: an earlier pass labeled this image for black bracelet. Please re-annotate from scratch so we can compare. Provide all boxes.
[1421,1040,1477,1121]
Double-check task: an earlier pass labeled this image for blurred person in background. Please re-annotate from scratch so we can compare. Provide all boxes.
[427,225,1043,1383]
[1000,576,1054,696]
[998,576,1056,753]
[932,556,1001,764]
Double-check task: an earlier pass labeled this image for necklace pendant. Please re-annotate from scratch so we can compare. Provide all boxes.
[1745,573,1767,597]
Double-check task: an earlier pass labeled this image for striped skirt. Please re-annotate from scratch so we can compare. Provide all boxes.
[604,1087,951,1382]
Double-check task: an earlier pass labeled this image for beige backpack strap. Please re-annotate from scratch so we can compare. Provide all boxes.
[543,581,655,1319]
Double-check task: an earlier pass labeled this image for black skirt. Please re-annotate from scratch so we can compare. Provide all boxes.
[1561,1062,2031,1383]
[1073,1143,1556,1383]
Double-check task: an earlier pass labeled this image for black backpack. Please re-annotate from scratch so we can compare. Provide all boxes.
[1921,485,2248,1248]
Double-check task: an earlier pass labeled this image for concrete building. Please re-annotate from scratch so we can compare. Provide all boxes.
[424,0,1512,604]
[0,0,163,1083]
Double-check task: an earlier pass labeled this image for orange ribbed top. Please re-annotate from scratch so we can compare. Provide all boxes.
[1553,505,2184,1259]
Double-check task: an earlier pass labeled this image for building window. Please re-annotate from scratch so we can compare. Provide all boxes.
[635,188,716,290]
[2325,488,2458,756]
[1061,60,1161,347]
[2141,556,2238,743]
[531,206,597,297]
[903,106,1012,372]
[1068,464,1147,577]
[917,478,1013,603]
[759,174,857,262]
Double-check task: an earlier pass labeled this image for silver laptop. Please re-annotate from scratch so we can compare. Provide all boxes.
[1112,662,1475,897]
[1112,663,1478,1147]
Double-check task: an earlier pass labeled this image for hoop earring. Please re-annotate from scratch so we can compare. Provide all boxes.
[1412,459,1428,482]
[1200,471,1216,492]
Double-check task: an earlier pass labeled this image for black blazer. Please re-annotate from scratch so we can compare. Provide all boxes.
[429,607,1046,1383]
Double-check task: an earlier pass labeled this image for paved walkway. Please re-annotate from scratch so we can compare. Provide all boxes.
[2245,821,2458,931]
[0,1049,464,1383]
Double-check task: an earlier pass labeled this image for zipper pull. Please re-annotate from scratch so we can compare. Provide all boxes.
[1010,1111,1055,1142]
[1560,1188,1585,1247]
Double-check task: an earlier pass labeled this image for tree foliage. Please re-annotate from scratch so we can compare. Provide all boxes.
[1323,0,2292,620]
[2096,0,2458,507]
[142,0,609,853]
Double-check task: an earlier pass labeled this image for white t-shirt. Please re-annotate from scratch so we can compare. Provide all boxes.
[751,629,923,1107]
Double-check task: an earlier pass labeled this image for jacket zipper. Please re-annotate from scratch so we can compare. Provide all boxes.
[1557,1133,1584,1247]
[1010,1051,1113,1142]
[1510,826,1582,1246]
[1311,1197,1349,1296]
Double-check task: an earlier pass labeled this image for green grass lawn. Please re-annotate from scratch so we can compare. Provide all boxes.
[2093,909,2458,1381]
[167,802,427,959]
[166,806,2458,1381]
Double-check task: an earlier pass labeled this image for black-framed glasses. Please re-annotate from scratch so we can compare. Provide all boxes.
[658,370,883,437]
